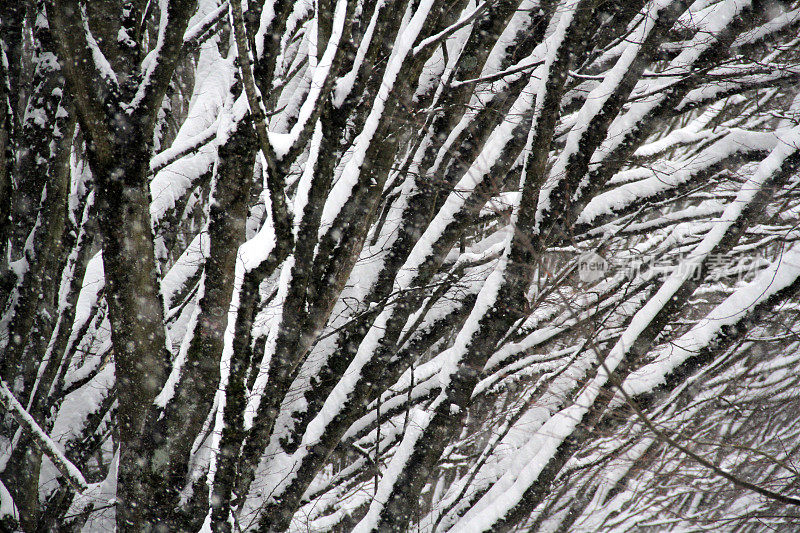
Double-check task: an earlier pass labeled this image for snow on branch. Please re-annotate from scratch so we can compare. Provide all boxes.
[0,380,88,493]
[622,241,800,399]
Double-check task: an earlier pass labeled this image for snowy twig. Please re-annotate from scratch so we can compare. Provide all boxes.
[450,60,543,88]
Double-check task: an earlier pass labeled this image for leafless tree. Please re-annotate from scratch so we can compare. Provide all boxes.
[1,0,800,531]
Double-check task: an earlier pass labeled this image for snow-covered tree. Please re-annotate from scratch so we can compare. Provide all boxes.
[1,0,800,530]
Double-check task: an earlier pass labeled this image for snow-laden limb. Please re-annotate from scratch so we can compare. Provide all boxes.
[412,1,488,56]
[183,1,230,47]
[733,6,800,50]
[449,122,800,533]
[0,381,87,492]
[578,0,757,197]
[319,0,434,231]
[129,0,198,115]
[332,0,387,107]
[161,233,205,312]
[277,0,348,160]
[623,236,800,398]
[204,241,249,513]
[578,128,781,225]
[352,409,432,532]
[632,99,728,159]
[150,42,234,225]
[539,0,690,222]
[237,207,278,274]
[155,273,205,409]
[149,119,219,175]
[77,7,118,87]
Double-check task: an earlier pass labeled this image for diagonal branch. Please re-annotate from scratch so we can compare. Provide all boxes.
[604,344,800,506]
[0,380,88,493]
[229,0,293,246]
[45,0,116,159]
[129,0,199,128]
